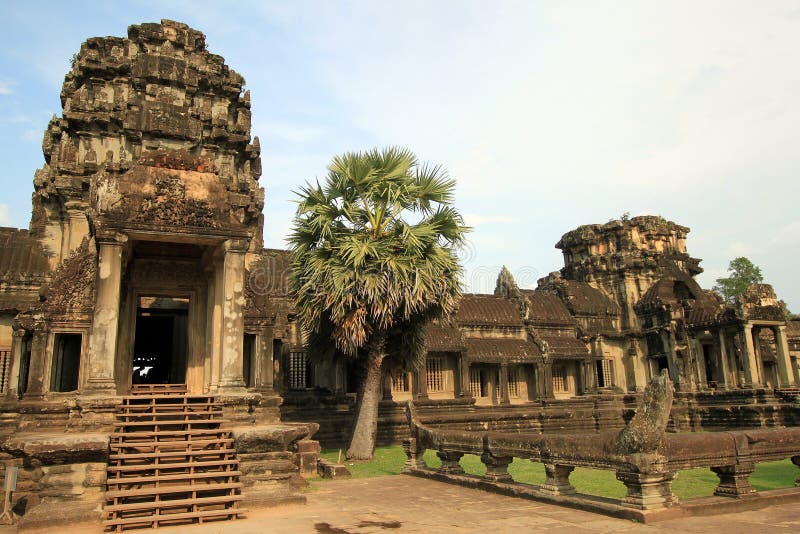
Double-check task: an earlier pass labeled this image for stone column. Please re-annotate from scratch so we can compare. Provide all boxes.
[540,362,554,399]
[458,354,471,398]
[256,326,276,394]
[416,359,428,400]
[217,239,248,392]
[499,363,510,405]
[773,325,794,386]
[5,330,26,399]
[717,330,731,389]
[86,234,126,394]
[22,331,48,398]
[741,324,760,388]
[382,368,393,401]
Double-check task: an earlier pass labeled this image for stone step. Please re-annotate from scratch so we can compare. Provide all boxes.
[109,438,234,451]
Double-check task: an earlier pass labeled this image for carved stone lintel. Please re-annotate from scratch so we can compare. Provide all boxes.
[616,469,677,510]
[480,453,513,483]
[711,463,757,498]
[436,450,464,475]
[541,463,576,495]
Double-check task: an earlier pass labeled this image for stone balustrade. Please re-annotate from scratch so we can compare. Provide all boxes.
[402,371,800,521]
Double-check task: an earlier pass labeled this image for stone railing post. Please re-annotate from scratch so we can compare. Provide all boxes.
[616,461,677,510]
[480,453,513,483]
[711,463,756,497]
[436,450,464,475]
[402,438,425,471]
[791,455,800,487]
[541,463,576,495]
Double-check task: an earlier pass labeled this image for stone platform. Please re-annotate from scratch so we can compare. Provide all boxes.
[5,475,800,533]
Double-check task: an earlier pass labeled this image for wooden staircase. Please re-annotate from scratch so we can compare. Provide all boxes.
[103,384,246,531]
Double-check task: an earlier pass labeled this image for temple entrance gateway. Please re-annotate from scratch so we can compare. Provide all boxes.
[132,296,189,385]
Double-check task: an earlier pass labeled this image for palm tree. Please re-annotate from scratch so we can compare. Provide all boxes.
[288,147,469,460]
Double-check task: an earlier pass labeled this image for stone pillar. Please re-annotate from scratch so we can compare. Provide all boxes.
[64,200,89,257]
[217,239,248,391]
[718,330,731,389]
[402,438,425,472]
[773,325,795,386]
[22,330,48,398]
[416,359,428,400]
[537,362,554,399]
[499,362,510,405]
[86,234,126,394]
[382,368,393,401]
[741,324,760,388]
[458,354,471,398]
[256,327,276,394]
[5,330,26,399]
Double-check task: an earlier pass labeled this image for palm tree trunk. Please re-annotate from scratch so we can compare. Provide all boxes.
[346,351,384,460]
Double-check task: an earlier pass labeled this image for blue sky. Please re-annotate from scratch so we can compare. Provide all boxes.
[1,1,799,309]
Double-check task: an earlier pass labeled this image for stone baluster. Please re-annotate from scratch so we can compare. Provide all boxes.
[711,463,756,497]
[402,437,425,472]
[616,467,677,510]
[791,455,800,487]
[480,453,513,483]
[436,450,464,475]
[541,463,576,495]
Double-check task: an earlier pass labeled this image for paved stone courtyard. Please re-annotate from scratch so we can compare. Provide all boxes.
[5,475,800,533]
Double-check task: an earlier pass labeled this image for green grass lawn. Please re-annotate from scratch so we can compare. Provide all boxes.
[319,446,797,500]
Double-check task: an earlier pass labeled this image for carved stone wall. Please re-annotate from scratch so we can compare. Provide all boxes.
[30,19,264,263]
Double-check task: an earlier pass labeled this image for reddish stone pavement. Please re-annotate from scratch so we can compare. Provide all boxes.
[7,475,800,533]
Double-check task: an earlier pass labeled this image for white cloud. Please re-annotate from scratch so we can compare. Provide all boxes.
[0,204,9,225]
[0,81,12,96]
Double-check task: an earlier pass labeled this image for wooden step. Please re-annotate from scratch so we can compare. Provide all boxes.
[114,419,222,428]
[116,409,222,419]
[130,384,188,395]
[105,482,242,499]
[103,494,244,513]
[109,447,236,461]
[108,459,239,473]
[108,470,242,486]
[110,428,231,439]
[103,507,247,528]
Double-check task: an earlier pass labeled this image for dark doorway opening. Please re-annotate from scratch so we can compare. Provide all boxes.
[133,296,189,385]
[52,333,82,392]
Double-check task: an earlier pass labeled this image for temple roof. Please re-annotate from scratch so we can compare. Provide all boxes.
[521,290,575,326]
[424,324,466,352]
[465,337,541,363]
[0,228,50,279]
[0,227,50,312]
[558,280,620,316]
[456,294,523,327]
[535,331,589,360]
